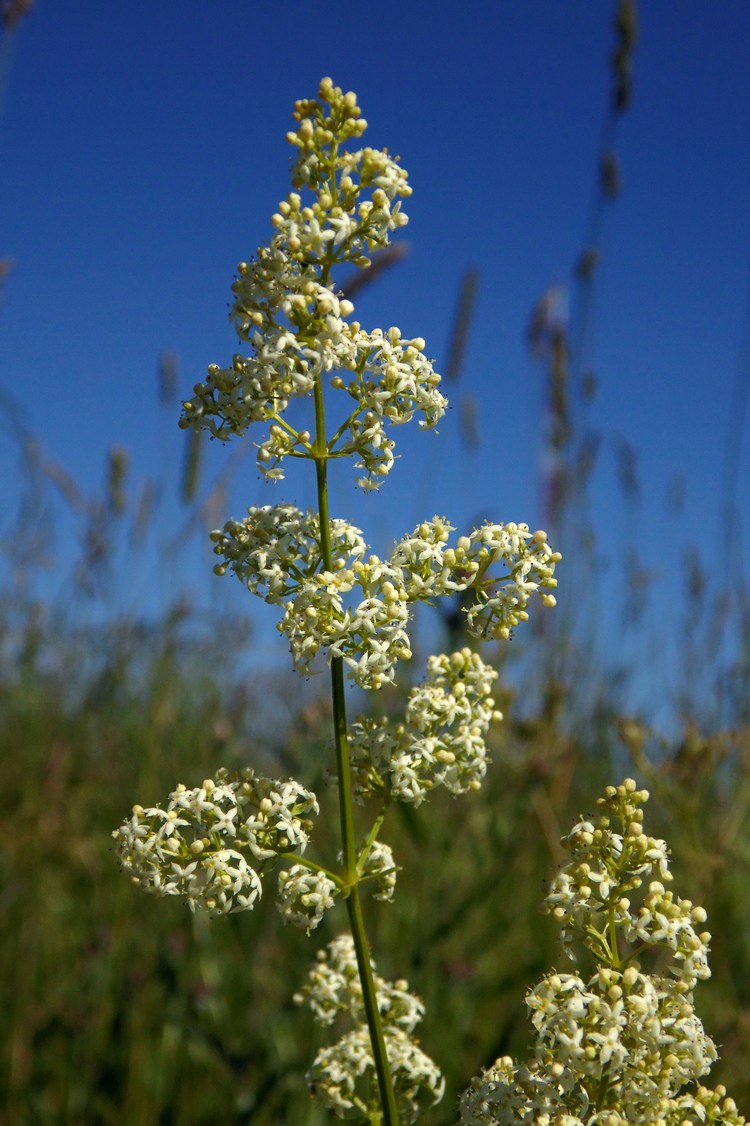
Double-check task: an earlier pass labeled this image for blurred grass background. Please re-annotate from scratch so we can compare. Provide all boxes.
[3,2,750,1123]
[2,573,749,1124]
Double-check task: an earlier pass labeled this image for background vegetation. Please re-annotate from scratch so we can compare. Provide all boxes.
[2,3,749,1124]
[2,528,749,1124]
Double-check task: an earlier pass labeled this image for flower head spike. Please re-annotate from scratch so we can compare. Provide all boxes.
[456,781,744,1126]
[180,80,446,491]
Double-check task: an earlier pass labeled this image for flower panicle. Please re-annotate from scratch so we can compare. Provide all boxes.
[119,76,570,1126]
[457,780,744,1126]
[179,78,444,492]
[210,505,560,688]
[543,778,710,987]
[296,934,444,1123]
[112,768,319,916]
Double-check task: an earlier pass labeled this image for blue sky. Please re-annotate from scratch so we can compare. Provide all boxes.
[1,3,749,717]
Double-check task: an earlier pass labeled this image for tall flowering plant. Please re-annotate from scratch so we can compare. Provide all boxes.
[112,76,561,1123]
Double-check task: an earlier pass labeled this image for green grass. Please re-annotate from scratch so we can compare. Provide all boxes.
[2,594,749,1124]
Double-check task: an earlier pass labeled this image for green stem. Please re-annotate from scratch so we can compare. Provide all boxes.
[312,369,399,1126]
[359,807,389,870]
[347,888,399,1125]
[277,852,344,887]
[607,903,620,968]
[594,1064,612,1113]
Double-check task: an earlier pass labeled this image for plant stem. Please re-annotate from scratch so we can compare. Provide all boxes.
[346,886,400,1126]
[312,372,400,1125]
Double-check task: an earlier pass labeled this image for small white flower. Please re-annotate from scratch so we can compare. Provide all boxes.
[113,768,318,914]
[277,865,338,932]
[360,841,398,902]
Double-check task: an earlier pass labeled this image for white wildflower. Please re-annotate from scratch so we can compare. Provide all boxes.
[361,841,398,901]
[298,933,443,1121]
[112,768,318,914]
[277,865,338,932]
[349,648,501,804]
[456,781,743,1125]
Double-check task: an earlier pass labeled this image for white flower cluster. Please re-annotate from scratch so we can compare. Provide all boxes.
[458,1056,744,1126]
[211,508,560,687]
[286,76,411,256]
[277,865,338,933]
[308,1029,444,1125]
[457,780,745,1126]
[330,326,446,489]
[277,556,411,689]
[112,768,318,915]
[543,785,709,987]
[390,517,561,638]
[209,505,366,599]
[180,78,447,490]
[349,648,501,804]
[295,934,444,1122]
[360,840,398,901]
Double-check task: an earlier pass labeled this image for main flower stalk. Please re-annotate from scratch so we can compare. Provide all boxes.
[313,365,399,1123]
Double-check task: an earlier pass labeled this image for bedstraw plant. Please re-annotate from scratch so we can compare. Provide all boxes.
[111,78,741,1124]
[112,76,559,1123]
[458,780,745,1126]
